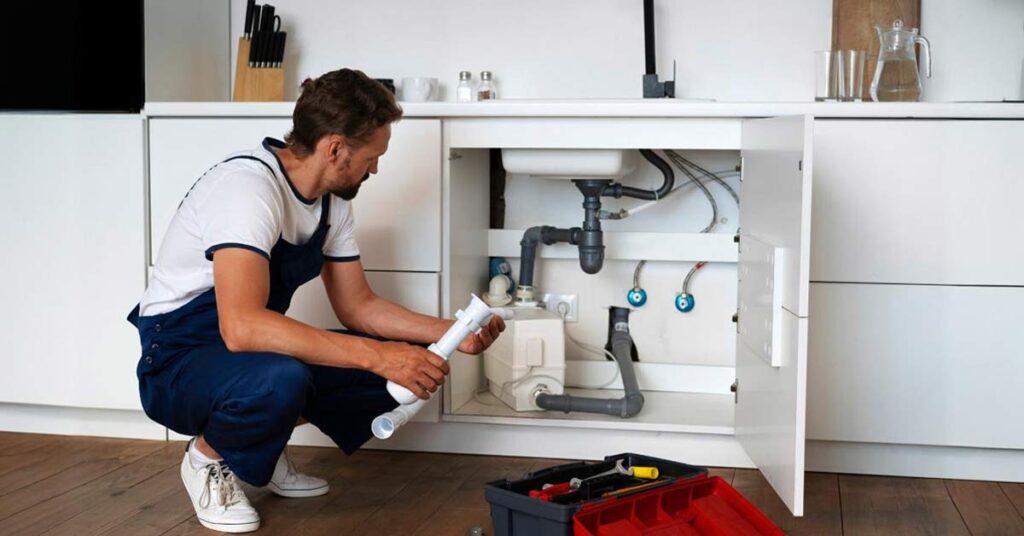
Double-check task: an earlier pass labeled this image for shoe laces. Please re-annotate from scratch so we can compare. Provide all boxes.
[199,463,245,509]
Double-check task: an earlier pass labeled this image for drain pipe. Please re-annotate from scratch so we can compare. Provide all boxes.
[602,150,675,201]
[516,180,612,303]
[534,306,644,418]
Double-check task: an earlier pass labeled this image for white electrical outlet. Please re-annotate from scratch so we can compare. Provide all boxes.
[541,293,578,322]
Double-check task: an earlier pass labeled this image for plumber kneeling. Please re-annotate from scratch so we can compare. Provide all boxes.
[126,68,505,534]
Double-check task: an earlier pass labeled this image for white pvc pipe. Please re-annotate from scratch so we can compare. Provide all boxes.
[372,295,512,439]
[371,398,427,440]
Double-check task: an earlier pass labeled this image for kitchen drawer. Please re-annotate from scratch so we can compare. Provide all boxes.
[810,119,1024,285]
[148,118,442,271]
[807,282,1024,449]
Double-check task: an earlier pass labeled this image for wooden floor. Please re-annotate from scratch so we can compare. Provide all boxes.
[1,433,1022,535]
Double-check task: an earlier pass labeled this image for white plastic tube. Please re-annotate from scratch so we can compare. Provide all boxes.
[372,295,511,439]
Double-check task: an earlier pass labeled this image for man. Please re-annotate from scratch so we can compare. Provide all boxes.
[127,68,504,533]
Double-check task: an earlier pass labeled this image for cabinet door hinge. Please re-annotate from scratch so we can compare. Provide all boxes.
[798,159,803,171]
[731,380,738,404]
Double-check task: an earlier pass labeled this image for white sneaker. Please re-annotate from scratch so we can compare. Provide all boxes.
[267,449,330,498]
[180,447,260,533]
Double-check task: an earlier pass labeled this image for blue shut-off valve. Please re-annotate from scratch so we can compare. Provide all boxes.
[627,287,647,307]
[675,293,695,313]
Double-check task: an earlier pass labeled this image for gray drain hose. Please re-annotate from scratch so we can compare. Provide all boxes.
[535,307,644,418]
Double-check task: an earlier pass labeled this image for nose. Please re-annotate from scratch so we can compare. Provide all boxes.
[369,160,379,175]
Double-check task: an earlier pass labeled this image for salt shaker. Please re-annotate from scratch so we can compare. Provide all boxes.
[456,71,474,102]
[478,71,496,100]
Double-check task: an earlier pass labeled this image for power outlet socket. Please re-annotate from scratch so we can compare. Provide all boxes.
[541,293,578,322]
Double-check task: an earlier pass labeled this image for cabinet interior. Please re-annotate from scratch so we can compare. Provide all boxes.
[443,147,744,433]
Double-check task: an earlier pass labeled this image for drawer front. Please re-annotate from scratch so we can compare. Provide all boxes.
[807,282,1024,449]
[149,118,441,271]
[811,119,1024,285]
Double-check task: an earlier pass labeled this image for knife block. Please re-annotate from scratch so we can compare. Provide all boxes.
[233,38,285,102]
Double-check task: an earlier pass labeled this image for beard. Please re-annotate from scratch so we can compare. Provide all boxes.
[332,172,370,200]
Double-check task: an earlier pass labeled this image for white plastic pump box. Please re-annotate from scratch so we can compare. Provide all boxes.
[484,306,566,411]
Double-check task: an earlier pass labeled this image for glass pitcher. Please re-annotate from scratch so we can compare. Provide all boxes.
[870,19,931,102]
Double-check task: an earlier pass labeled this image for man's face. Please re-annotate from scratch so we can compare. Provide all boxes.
[327,124,391,200]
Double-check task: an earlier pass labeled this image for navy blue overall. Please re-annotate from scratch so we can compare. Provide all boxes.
[127,155,400,487]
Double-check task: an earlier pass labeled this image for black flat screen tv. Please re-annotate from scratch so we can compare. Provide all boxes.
[1,1,144,112]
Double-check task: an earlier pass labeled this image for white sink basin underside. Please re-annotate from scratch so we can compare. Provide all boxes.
[501,148,635,180]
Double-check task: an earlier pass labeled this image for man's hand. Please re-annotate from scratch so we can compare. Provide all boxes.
[457,316,506,355]
[372,341,450,400]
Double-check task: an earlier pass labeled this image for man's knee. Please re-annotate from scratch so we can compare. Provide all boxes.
[268,357,313,409]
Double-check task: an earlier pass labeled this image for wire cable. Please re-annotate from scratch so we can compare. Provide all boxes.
[662,151,718,233]
[682,261,707,296]
[665,150,740,204]
[632,260,646,290]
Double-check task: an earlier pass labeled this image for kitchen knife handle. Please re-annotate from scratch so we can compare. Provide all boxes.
[248,24,258,66]
[243,0,255,39]
[277,31,287,67]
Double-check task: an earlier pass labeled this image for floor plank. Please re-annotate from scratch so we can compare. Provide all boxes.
[945,479,1024,536]
[733,469,842,536]
[707,466,736,484]
[0,437,150,497]
[0,441,177,535]
[0,438,167,524]
[0,435,67,477]
[1001,482,1024,519]
[271,449,437,536]
[840,474,971,536]
[2,432,1023,536]
[353,452,486,535]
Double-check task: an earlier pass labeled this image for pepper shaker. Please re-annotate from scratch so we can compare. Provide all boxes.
[478,71,496,100]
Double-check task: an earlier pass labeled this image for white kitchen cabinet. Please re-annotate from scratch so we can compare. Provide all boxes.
[428,115,815,515]
[0,115,147,411]
[810,119,1024,285]
[148,118,441,271]
[734,116,813,516]
[808,283,1024,450]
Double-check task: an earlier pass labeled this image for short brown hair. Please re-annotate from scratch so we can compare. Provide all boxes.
[285,68,403,157]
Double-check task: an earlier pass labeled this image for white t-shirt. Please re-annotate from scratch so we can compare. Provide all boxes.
[139,137,360,317]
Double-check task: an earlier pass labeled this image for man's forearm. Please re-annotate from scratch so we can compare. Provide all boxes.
[223,308,383,371]
[344,295,450,345]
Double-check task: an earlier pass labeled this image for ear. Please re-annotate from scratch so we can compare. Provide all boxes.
[322,134,347,162]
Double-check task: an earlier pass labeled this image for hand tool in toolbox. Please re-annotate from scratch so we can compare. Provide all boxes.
[527,459,660,502]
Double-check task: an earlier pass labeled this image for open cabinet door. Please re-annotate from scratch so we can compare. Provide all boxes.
[736,115,813,516]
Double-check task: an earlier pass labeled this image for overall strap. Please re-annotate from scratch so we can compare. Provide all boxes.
[319,195,331,226]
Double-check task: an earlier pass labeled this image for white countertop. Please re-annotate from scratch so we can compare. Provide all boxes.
[143,99,1024,119]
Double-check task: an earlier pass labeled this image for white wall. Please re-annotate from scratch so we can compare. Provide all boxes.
[147,1,1024,102]
[146,0,231,102]
[921,0,1024,101]
[227,0,832,101]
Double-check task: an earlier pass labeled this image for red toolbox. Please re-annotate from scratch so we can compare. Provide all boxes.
[573,475,782,536]
[485,453,782,536]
